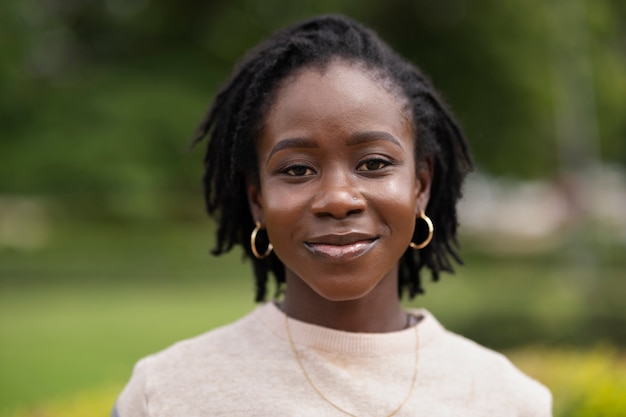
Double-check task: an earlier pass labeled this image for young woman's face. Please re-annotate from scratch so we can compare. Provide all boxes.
[248,61,431,302]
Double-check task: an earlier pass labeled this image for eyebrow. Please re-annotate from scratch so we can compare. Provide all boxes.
[346,131,404,149]
[267,137,317,162]
[267,131,404,162]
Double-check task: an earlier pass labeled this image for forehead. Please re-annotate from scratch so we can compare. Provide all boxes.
[261,60,413,138]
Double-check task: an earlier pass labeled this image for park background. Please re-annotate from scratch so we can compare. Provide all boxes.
[1,0,625,415]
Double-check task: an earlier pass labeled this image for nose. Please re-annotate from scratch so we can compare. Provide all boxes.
[310,175,366,219]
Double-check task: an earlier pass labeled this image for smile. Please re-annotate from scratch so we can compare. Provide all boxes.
[304,233,378,262]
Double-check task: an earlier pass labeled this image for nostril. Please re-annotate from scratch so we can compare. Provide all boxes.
[347,207,364,216]
[311,190,366,219]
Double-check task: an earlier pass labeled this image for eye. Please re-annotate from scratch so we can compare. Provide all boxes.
[357,158,391,171]
[282,164,315,176]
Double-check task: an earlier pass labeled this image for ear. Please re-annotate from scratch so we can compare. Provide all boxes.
[246,182,265,224]
[415,157,433,213]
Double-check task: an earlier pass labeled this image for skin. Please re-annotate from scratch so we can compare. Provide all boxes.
[247,60,432,333]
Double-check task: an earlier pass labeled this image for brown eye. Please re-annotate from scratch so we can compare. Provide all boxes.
[357,158,390,171]
[284,165,314,176]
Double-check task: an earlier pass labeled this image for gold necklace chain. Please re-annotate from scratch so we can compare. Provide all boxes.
[284,313,420,417]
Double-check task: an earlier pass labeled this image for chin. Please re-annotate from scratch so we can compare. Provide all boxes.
[310,282,377,302]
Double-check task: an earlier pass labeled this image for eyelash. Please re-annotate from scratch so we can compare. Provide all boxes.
[356,158,392,171]
[281,164,315,176]
[280,157,393,177]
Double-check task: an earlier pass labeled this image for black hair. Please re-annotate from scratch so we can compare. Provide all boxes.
[192,14,473,302]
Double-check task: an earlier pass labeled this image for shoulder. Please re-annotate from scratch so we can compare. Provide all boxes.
[113,304,284,416]
[417,310,552,416]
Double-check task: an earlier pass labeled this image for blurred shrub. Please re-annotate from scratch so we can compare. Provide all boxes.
[510,345,626,417]
[7,347,626,417]
[1,0,625,222]
[9,385,121,417]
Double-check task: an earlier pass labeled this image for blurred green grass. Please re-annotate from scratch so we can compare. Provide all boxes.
[0,280,255,413]
[0,220,256,413]
[0,219,624,415]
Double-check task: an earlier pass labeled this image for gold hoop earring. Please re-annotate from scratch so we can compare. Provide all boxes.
[409,211,434,250]
[251,221,273,259]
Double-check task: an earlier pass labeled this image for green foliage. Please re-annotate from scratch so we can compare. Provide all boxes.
[1,0,625,220]
[510,346,626,417]
[9,385,122,417]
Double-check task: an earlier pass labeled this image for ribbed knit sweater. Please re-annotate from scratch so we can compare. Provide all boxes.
[113,303,552,416]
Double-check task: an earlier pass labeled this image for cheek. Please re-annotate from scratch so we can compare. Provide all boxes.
[260,187,305,242]
[377,194,417,232]
[371,178,419,236]
[380,172,419,208]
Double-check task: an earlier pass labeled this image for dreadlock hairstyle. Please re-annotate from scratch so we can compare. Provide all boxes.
[191,14,474,302]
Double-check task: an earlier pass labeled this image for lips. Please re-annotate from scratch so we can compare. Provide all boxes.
[304,232,378,262]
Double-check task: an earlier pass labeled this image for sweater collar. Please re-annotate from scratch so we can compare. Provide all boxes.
[255,302,444,356]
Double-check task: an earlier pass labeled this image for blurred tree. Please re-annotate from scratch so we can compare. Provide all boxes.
[0,0,624,219]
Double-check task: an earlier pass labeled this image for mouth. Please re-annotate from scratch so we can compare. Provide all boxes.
[304,233,378,262]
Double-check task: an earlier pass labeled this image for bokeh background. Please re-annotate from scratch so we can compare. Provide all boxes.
[1,0,625,416]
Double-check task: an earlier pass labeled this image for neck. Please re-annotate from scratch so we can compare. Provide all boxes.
[281,271,406,333]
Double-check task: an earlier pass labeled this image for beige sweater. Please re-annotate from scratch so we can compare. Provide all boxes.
[114,303,552,416]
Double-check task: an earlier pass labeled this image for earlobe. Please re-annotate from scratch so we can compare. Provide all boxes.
[246,183,265,223]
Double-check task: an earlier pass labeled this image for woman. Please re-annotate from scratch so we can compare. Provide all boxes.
[113,14,552,416]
